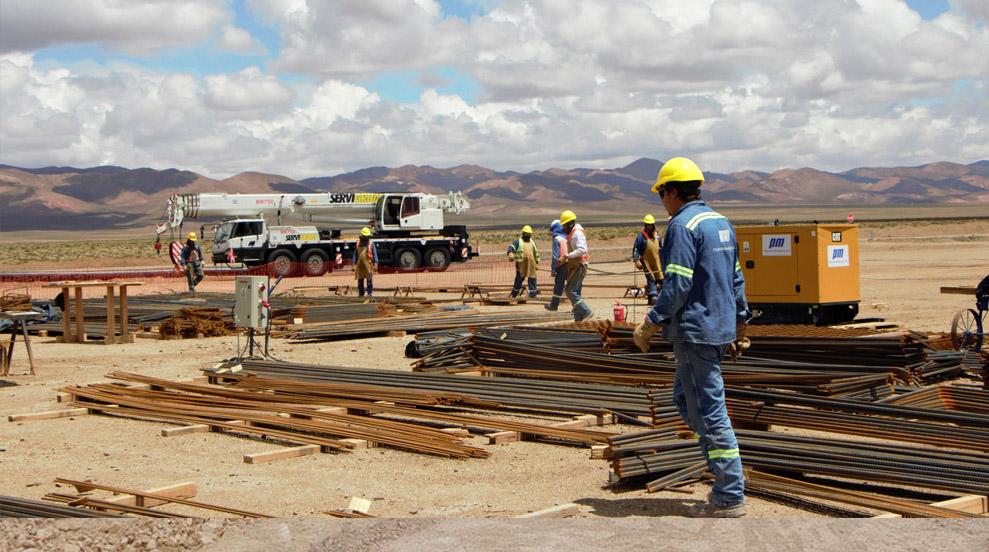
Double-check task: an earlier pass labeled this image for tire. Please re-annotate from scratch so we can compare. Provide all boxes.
[300,250,329,276]
[393,248,421,270]
[951,308,984,351]
[423,247,451,270]
[266,250,297,277]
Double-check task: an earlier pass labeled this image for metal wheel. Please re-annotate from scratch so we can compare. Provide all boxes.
[950,308,984,351]
[301,250,328,276]
[267,250,296,277]
[424,248,451,270]
[394,249,421,270]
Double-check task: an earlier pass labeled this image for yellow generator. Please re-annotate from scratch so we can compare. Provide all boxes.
[736,224,859,325]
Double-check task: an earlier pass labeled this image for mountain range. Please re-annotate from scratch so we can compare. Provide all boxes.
[1,158,987,231]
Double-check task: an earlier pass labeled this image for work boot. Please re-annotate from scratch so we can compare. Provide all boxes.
[544,304,558,312]
[688,493,745,518]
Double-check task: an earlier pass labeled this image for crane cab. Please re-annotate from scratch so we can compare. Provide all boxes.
[377,193,444,233]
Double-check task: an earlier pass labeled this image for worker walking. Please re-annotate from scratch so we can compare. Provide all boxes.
[353,227,378,297]
[544,219,569,311]
[632,214,663,305]
[560,211,593,321]
[507,225,539,298]
[632,157,751,518]
[180,232,205,293]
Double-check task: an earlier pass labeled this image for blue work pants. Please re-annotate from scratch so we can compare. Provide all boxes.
[511,268,537,298]
[357,277,373,297]
[566,263,592,321]
[671,340,744,507]
[547,264,569,309]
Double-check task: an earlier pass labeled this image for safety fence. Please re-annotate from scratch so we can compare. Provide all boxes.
[0,247,635,302]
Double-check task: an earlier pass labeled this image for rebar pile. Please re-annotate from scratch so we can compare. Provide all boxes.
[0,292,31,311]
[0,495,122,518]
[288,310,570,341]
[608,429,989,497]
[223,359,661,418]
[883,385,989,415]
[159,307,232,337]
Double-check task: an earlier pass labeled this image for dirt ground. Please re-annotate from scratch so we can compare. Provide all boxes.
[0,220,986,522]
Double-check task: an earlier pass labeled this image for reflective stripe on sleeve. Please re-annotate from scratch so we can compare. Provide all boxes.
[665,263,694,278]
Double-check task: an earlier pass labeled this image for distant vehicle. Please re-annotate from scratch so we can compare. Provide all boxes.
[155,191,476,275]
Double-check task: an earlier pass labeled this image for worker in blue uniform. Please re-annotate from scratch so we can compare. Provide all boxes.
[631,214,663,305]
[632,157,751,518]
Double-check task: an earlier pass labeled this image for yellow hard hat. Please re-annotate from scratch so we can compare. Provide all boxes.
[521,225,532,234]
[360,227,371,237]
[560,210,577,225]
[643,214,656,225]
[652,157,705,194]
[187,232,197,241]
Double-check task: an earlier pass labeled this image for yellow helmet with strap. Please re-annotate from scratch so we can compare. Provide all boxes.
[653,157,704,194]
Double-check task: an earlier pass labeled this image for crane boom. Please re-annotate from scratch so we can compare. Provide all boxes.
[156,191,470,236]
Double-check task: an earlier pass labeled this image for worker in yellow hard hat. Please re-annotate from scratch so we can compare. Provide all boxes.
[632,214,663,305]
[507,225,539,298]
[633,157,751,518]
[559,210,592,321]
[353,227,377,297]
[180,231,205,293]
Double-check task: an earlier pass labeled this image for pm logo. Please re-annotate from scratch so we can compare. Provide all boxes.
[762,235,791,256]
[828,245,850,267]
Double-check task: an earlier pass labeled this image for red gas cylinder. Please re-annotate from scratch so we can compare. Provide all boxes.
[613,301,627,323]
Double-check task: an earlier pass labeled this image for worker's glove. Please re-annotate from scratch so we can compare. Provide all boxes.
[726,323,750,361]
[633,320,659,353]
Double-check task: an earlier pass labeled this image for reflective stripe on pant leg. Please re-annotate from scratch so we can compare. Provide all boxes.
[527,277,538,297]
[684,341,745,507]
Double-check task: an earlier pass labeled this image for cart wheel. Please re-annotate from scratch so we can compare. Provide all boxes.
[950,308,983,351]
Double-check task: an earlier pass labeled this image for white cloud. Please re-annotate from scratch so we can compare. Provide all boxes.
[217,26,265,55]
[0,0,228,55]
[0,0,987,177]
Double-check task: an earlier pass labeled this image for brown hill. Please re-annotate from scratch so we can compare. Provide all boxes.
[0,159,986,231]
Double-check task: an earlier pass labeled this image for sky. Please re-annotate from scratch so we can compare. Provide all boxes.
[0,0,987,178]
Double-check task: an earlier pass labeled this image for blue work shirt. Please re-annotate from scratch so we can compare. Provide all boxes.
[646,200,751,344]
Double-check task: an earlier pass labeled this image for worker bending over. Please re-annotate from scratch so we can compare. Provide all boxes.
[180,232,205,293]
[507,225,539,298]
[560,210,593,321]
[544,219,569,311]
[353,227,378,297]
[633,157,751,518]
[632,214,664,305]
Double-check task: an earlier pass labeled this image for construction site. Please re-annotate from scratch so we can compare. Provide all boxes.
[0,196,987,549]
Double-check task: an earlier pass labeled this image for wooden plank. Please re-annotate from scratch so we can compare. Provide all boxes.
[347,496,372,514]
[8,408,89,422]
[487,414,612,445]
[940,286,977,295]
[101,482,198,507]
[590,445,610,459]
[440,428,471,437]
[244,445,320,464]
[873,495,988,518]
[105,285,116,341]
[340,438,375,449]
[160,424,211,437]
[516,503,580,518]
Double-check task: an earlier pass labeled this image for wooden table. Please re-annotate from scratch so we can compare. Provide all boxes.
[1,310,43,376]
[43,281,143,344]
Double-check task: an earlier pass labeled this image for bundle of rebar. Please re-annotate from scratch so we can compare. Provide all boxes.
[608,429,989,497]
[288,310,570,341]
[159,307,231,337]
[224,359,660,418]
[0,495,122,518]
[0,292,31,312]
[882,385,989,415]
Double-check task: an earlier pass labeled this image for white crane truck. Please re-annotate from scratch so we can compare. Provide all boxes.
[155,191,476,275]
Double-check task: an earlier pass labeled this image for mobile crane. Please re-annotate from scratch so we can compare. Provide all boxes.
[155,191,476,275]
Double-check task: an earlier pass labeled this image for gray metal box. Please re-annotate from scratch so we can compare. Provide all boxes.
[234,276,268,329]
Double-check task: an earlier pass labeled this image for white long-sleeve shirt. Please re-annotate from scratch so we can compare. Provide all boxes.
[566,224,589,261]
